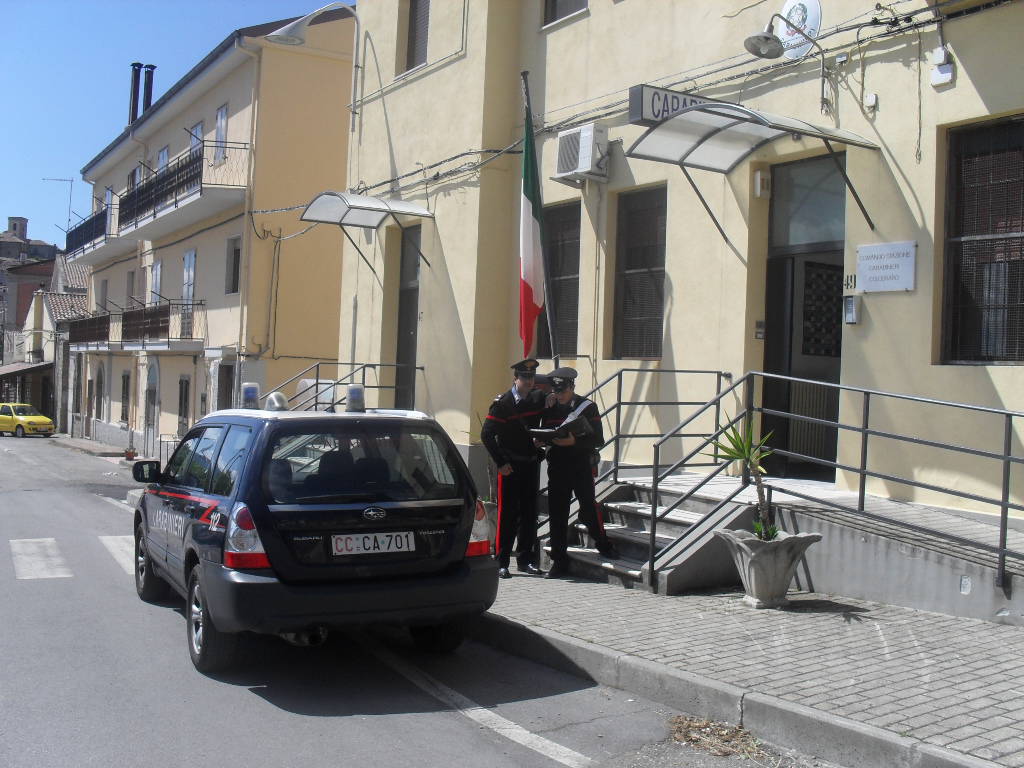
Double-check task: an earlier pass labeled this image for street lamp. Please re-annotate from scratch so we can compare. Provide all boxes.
[744,13,830,115]
[264,2,361,131]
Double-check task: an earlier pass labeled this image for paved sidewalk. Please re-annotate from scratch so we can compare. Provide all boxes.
[473,576,1024,768]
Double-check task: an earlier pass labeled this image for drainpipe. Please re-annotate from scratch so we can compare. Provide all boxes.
[234,34,262,405]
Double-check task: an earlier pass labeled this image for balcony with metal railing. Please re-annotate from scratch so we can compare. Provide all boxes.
[121,299,206,350]
[68,312,118,351]
[64,206,134,266]
[116,141,249,242]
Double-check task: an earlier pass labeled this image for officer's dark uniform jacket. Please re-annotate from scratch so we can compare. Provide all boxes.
[541,395,604,467]
[481,388,546,466]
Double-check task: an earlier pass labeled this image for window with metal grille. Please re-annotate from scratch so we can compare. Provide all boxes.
[537,202,581,358]
[120,372,130,423]
[404,0,430,72]
[943,117,1024,362]
[544,0,587,25]
[613,187,666,358]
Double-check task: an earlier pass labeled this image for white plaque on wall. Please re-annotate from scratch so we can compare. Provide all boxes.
[856,241,916,292]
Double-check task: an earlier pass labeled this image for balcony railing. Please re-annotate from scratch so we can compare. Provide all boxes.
[122,300,206,344]
[68,313,112,345]
[65,208,110,253]
[117,141,249,232]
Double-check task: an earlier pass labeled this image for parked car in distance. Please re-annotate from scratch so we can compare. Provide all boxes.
[131,392,498,673]
[0,403,55,437]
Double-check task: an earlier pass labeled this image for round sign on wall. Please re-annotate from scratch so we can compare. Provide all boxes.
[779,0,822,60]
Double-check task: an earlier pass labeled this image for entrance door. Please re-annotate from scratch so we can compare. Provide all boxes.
[762,155,846,479]
[144,361,159,458]
[394,226,420,410]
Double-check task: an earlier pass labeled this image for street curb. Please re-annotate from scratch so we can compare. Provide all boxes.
[45,435,123,458]
[469,613,1000,768]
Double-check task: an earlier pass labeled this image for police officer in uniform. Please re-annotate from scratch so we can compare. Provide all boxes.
[481,359,546,578]
[540,367,619,578]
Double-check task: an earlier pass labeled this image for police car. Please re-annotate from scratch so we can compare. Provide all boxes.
[131,389,497,673]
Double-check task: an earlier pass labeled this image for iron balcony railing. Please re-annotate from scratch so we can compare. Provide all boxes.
[117,140,249,232]
[121,300,206,344]
[67,313,113,344]
[65,208,110,253]
[644,372,1024,591]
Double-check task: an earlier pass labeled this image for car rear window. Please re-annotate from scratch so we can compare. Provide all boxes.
[264,421,467,503]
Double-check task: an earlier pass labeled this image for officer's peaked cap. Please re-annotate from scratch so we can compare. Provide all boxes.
[511,358,540,375]
[547,367,578,392]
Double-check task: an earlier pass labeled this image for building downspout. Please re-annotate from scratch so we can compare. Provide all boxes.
[235,34,262,406]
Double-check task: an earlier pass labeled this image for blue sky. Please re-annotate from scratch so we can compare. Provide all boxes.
[0,0,345,249]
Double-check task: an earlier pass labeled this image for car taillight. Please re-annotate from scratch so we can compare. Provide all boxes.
[223,502,272,570]
[465,499,493,557]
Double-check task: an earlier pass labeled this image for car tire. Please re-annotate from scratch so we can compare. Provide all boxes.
[135,523,169,602]
[15,426,24,438]
[410,622,465,653]
[186,567,237,674]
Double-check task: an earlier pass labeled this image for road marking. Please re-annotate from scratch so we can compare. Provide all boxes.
[96,494,133,513]
[10,538,72,579]
[366,641,592,768]
[99,535,134,575]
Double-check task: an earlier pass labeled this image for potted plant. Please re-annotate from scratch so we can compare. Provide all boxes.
[710,419,821,608]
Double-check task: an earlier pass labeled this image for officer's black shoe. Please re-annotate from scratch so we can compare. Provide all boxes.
[545,561,569,579]
[596,541,620,560]
[497,567,512,579]
[517,562,545,576]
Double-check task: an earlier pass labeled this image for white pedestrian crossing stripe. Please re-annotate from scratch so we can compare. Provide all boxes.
[10,538,72,579]
[99,535,135,576]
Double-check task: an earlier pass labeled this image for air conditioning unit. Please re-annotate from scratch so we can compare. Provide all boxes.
[553,122,608,183]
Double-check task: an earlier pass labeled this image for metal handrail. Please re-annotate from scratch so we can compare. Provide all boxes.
[642,371,1023,590]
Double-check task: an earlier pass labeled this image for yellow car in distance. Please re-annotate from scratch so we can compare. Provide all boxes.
[0,403,55,437]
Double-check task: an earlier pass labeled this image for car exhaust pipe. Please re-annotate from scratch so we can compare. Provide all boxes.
[280,627,329,647]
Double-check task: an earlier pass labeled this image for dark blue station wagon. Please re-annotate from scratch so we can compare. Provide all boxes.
[132,404,498,673]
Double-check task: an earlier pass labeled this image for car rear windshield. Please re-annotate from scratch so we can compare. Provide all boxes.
[13,406,41,416]
[263,420,468,504]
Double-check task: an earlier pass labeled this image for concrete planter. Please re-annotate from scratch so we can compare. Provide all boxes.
[714,528,822,608]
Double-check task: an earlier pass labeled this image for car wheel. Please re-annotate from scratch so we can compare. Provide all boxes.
[15,426,24,438]
[410,622,465,653]
[186,567,237,673]
[135,523,169,602]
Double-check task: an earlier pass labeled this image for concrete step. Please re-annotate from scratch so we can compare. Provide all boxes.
[574,522,672,562]
[601,500,703,539]
[542,545,646,589]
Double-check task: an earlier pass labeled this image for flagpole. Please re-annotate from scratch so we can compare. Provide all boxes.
[520,70,559,366]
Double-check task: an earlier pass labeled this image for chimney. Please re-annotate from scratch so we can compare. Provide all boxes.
[129,62,143,125]
[142,64,156,112]
[7,217,27,241]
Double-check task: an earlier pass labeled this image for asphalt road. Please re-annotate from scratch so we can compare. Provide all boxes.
[0,435,839,768]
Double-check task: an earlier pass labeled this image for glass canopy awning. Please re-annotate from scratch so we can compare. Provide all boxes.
[626,102,879,236]
[627,102,878,174]
[300,191,435,269]
[300,191,433,229]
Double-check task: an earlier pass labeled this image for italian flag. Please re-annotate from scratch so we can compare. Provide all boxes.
[519,103,546,357]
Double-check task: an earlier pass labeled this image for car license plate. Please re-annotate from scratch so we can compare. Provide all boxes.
[331,531,415,556]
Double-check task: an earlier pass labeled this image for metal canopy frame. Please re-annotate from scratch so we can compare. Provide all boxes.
[300,191,435,269]
[626,102,879,241]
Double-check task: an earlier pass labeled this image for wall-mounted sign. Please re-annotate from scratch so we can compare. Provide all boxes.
[856,241,917,292]
[628,84,713,127]
[778,0,822,60]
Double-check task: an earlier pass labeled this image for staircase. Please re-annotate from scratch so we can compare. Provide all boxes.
[535,371,1024,624]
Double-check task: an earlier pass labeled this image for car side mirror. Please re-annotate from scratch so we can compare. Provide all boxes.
[132,460,161,484]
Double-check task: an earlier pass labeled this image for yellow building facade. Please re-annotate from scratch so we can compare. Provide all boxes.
[331,0,1021,517]
[66,14,353,457]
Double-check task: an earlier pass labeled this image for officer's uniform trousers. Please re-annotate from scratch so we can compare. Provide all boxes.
[546,451,608,564]
[496,457,541,568]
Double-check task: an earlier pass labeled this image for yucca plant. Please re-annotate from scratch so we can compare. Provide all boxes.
[709,418,776,541]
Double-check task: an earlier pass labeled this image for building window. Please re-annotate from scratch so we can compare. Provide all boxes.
[226,237,241,294]
[537,202,581,358]
[402,0,430,72]
[214,104,228,164]
[943,117,1024,362]
[544,0,587,25]
[178,377,190,437]
[94,365,105,421]
[157,146,169,172]
[120,371,130,423]
[613,187,667,359]
[151,259,162,303]
[97,278,108,312]
[126,270,135,307]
